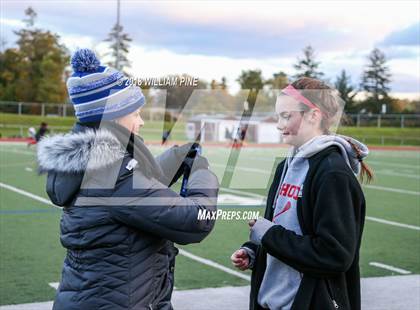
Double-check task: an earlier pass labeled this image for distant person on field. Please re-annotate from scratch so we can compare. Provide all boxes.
[233,126,247,149]
[28,127,36,139]
[27,122,49,147]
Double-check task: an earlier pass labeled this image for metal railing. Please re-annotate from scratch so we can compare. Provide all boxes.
[0,101,419,128]
[1,124,419,146]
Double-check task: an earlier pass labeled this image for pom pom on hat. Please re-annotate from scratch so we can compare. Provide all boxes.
[71,48,100,73]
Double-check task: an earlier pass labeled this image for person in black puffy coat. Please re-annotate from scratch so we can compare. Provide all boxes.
[36,49,219,310]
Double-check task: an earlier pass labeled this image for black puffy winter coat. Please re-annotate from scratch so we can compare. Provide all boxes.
[37,122,219,310]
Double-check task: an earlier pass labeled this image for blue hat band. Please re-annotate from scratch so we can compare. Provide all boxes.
[76,92,145,123]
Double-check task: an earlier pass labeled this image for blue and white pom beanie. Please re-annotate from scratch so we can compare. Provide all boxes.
[67,48,145,123]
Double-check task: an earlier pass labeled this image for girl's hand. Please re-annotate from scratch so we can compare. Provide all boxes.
[231,249,250,271]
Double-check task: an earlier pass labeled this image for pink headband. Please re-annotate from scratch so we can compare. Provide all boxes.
[281,84,327,118]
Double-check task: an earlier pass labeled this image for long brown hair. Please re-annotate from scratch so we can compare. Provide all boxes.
[291,77,374,183]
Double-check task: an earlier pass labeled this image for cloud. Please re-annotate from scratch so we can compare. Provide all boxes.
[379,46,419,60]
[2,0,419,59]
[381,22,420,47]
[377,22,420,60]
[0,17,24,28]
[0,1,359,58]
[1,0,419,97]
[128,21,354,58]
[390,73,420,93]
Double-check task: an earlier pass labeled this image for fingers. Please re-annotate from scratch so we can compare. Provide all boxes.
[232,256,246,264]
[232,258,247,267]
[231,250,245,263]
[237,263,249,271]
[231,250,250,270]
[233,258,249,270]
[230,251,239,262]
[231,249,246,259]
[236,249,247,257]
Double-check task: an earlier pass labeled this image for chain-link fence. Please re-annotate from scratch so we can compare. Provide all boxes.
[1,101,419,128]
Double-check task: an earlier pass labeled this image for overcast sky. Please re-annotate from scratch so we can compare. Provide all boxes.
[1,0,419,98]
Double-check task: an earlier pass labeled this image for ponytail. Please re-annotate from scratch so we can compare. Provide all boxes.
[347,139,374,184]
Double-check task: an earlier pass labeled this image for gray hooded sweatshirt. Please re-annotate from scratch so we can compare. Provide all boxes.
[255,134,369,310]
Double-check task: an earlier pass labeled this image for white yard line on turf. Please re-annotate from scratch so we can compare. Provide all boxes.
[215,164,420,196]
[0,161,34,168]
[367,160,420,169]
[0,182,61,209]
[248,155,420,169]
[0,148,36,156]
[3,147,420,185]
[212,163,270,174]
[220,187,420,231]
[236,165,420,180]
[2,146,419,167]
[0,182,250,282]
[370,151,420,158]
[218,194,263,205]
[220,187,266,199]
[364,185,419,196]
[374,171,420,180]
[369,262,411,275]
[8,150,418,181]
[178,249,250,281]
[366,216,420,231]
[3,181,419,231]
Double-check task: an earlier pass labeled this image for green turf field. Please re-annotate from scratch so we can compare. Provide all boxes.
[0,142,419,306]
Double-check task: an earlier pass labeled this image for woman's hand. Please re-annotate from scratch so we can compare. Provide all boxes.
[248,219,256,229]
[231,249,250,271]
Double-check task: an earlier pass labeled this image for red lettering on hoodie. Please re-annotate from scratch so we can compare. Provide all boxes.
[279,183,301,201]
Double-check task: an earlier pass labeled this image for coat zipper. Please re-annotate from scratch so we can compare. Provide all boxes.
[326,279,339,309]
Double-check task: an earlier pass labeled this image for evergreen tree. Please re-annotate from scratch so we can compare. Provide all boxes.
[104,23,132,72]
[361,48,391,102]
[293,45,324,80]
[23,6,37,27]
[335,70,357,112]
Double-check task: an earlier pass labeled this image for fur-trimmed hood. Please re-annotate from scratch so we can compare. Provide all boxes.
[37,128,126,173]
[36,123,166,206]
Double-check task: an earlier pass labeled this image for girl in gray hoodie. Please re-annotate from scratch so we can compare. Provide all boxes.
[231,77,373,310]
